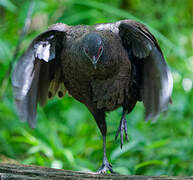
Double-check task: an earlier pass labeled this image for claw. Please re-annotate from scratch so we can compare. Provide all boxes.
[115,127,120,140]
[97,135,116,174]
[115,115,129,148]
[124,119,129,141]
[97,161,115,173]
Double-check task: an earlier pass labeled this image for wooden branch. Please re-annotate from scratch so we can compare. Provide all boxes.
[0,163,192,180]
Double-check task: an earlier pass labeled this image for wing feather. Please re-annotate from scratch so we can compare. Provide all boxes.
[118,20,173,121]
[12,24,67,128]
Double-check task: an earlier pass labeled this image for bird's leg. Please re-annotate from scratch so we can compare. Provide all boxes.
[97,135,115,173]
[92,109,115,173]
[115,109,129,148]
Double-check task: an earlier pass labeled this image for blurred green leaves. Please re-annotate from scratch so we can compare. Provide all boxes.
[0,0,16,12]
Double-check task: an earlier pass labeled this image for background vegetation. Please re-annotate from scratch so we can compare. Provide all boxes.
[0,0,193,176]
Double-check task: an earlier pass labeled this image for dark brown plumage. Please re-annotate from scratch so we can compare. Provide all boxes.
[12,20,173,173]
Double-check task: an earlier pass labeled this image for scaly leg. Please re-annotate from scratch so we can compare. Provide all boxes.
[92,109,115,173]
[97,135,114,173]
[115,109,129,148]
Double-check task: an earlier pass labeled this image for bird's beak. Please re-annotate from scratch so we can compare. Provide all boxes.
[92,56,97,69]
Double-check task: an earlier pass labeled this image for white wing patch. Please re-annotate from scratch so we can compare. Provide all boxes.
[35,41,55,62]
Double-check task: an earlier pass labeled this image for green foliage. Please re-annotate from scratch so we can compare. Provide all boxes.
[0,0,193,176]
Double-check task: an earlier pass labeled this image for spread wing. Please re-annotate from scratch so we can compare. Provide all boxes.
[12,23,68,128]
[118,20,173,121]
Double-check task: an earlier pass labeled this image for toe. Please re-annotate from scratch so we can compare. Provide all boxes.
[120,127,124,149]
[115,127,120,140]
[123,119,129,141]
[97,163,115,174]
[115,117,129,147]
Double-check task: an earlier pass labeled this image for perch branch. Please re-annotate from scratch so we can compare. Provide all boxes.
[0,163,192,180]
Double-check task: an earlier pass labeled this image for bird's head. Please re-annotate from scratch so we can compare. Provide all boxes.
[83,33,104,69]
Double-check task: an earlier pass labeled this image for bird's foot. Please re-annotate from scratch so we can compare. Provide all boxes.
[115,116,129,148]
[97,160,115,174]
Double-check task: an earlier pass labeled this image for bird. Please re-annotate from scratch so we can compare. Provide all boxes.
[12,19,173,173]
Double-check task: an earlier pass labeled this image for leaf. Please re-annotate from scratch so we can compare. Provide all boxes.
[135,160,165,171]
[111,141,138,161]
[0,0,16,12]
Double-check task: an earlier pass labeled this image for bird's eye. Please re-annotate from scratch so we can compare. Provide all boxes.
[97,46,103,56]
